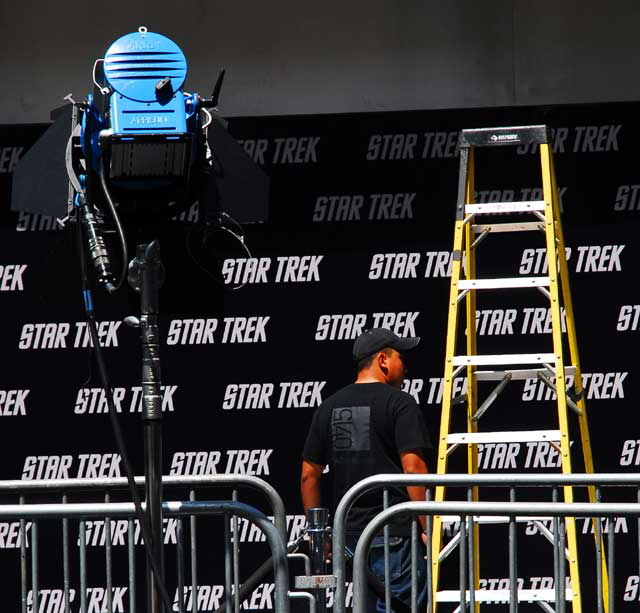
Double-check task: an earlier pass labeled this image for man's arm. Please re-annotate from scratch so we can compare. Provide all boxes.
[400,449,428,531]
[300,459,325,512]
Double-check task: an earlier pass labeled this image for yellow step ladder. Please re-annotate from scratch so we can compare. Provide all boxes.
[431,125,606,612]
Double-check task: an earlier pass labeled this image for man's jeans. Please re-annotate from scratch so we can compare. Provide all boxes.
[346,534,428,612]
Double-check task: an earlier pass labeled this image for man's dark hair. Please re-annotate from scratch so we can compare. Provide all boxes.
[356,347,394,372]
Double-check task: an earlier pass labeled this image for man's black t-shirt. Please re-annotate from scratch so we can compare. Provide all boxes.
[302,382,431,536]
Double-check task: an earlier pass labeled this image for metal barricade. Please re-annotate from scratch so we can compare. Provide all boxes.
[333,473,640,613]
[0,475,313,613]
[1,500,290,613]
[0,475,287,541]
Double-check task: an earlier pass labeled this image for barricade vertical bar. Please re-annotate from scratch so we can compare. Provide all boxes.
[467,487,476,613]
[383,489,391,613]
[426,489,433,613]
[177,518,186,613]
[128,519,136,613]
[459,514,467,612]
[509,488,518,613]
[105,494,113,613]
[190,490,198,613]
[608,518,615,613]
[31,520,39,613]
[595,487,603,613]
[20,496,27,613]
[558,518,566,613]
[411,517,418,613]
[552,489,561,610]
[224,513,232,613]
[62,495,71,613]
[232,489,240,613]
[80,519,88,613]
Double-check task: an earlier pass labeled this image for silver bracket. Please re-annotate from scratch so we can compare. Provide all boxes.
[536,372,582,416]
[295,575,337,589]
[457,288,470,304]
[537,286,552,299]
[472,372,512,422]
[470,228,490,249]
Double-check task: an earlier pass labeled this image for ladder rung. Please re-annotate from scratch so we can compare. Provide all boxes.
[458,277,549,290]
[466,201,546,214]
[452,353,556,367]
[436,588,572,603]
[447,430,561,444]
[474,366,576,381]
[472,222,545,233]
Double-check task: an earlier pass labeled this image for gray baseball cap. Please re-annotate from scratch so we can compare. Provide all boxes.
[352,328,420,361]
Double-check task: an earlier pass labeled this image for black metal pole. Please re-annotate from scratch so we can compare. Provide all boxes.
[128,240,165,613]
[307,507,329,613]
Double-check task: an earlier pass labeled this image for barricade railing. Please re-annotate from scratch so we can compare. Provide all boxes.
[1,500,293,613]
[333,473,640,613]
[0,475,287,541]
[0,476,314,613]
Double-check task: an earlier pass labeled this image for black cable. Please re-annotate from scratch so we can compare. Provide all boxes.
[98,164,128,292]
[185,217,253,291]
[75,203,174,612]
[212,538,301,613]
[80,346,93,388]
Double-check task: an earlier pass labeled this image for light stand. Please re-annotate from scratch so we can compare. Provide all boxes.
[127,240,166,613]
[10,28,269,613]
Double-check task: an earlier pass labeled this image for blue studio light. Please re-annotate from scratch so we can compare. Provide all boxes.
[82,26,200,188]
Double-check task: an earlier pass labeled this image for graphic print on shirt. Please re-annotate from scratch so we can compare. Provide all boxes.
[331,406,370,452]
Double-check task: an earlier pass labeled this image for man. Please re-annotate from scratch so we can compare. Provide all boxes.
[301,327,431,612]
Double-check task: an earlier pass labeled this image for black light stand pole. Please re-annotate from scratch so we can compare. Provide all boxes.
[128,240,165,613]
[307,507,329,613]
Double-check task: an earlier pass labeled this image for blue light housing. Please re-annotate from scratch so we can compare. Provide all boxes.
[86,27,196,187]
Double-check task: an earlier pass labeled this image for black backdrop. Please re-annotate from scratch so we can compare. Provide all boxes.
[1,100,640,611]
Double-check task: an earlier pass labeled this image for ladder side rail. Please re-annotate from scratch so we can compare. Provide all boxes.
[540,143,582,613]
[463,150,481,612]
[432,145,472,609]
[548,147,610,611]
[549,150,596,477]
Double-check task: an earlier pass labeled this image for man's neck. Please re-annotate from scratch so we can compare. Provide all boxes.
[355,369,386,385]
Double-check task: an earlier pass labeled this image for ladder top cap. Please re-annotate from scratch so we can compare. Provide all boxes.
[459,125,551,148]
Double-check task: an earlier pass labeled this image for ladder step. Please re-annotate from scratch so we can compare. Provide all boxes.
[466,201,546,215]
[459,125,551,148]
[458,277,549,290]
[447,430,560,444]
[436,588,572,603]
[472,222,545,233]
[453,353,556,366]
[474,366,576,381]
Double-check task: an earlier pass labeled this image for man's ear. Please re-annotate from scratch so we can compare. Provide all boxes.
[377,350,389,371]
